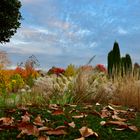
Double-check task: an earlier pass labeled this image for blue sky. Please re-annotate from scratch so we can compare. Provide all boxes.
[1,0,140,69]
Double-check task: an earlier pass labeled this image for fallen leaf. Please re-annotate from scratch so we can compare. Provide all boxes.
[17,123,39,138]
[69,109,77,114]
[112,115,127,122]
[106,121,128,128]
[72,114,87,119]
[5,109,16,114]
[128,125,139,132]
[68,121,76,128]
[55,125,67,130]
[52,110,64,115]
[109,103,121,108]
[74,137,85,140]
[115,109,127,114]
[49,104,59,110]
[96,102,100,106]
[100,109,111,118]
[38,126,52,131]
[38,136,50,140]
[21,112,31,122]
[83,105,93,109]
[66,104,77,107]
[33,115,43,126]
[79,126,98,137]
[0,117,14,125]
[46,129,67,135]
[127,108,135,112]
[100,121,106,126]
[17,106,28,111]
[113,128,126,131]
[107,105,115,111]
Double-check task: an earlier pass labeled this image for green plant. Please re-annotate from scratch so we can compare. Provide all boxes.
[16,90,48,107]
[121,54,132,76]
[111,75,140,111]
[107,41,121,77]
[133,63,140,79]
[9,74,24,92]
[49,90,74,105]
[64,64,77,77]
[0,0,22,43]
[0,73,6,94]
[108,42,133,78]
[73,68,108,104]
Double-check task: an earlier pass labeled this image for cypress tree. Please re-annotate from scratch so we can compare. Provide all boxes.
[112,41,121,73]
[121,56,126,76]
[107,50,113,76]
[107,41,121,76]
[107,42,133,77]
[125,54,132,73]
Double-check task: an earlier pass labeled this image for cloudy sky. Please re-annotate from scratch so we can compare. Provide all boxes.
[1,0,140,69]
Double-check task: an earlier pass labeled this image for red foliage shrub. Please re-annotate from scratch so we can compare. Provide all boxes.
[48,67,65,76]
[95,64,107,72]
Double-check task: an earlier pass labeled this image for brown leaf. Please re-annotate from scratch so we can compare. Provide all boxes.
[49,104,60,110]
[38,136,50,140]
[100,109,111,118]
[66,104,77,107]
[112,115,127,122]
[55,126,67,130]
[52,109,64,115]
[5,109,16,114]
[113,128,126,131]
[100,121,106,126]
[79,126,98,137]
[83,105,93,109]
[107,105,115,111]
[69,109,78,114]
[46,129,67,135]
[74,137,85,140]
[21,112,31,122]
[95,102,100,106]
[38,126,52,131]
[33,115,44,126]
[0,117,14,125]
[17,106,28,111]
[109,103,122,108]
[115,109,127,114]
[106,121,128,128]
[68,121,76,128]
[17,122,39,138]
[72,114,87,119]
[128,125,139,132]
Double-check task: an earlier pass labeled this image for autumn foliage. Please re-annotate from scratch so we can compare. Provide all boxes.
[48,67,65,76]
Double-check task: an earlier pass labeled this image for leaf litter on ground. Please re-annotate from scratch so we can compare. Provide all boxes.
[0,103,139,139]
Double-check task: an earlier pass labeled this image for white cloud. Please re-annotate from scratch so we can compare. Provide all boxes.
[21,0,44,4]
[118,27,128,35]
[89,42,98,48]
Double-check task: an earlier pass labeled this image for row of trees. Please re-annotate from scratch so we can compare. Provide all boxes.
[107,41,140,78]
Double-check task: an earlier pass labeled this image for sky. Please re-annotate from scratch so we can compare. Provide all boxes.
[1,0,140,69]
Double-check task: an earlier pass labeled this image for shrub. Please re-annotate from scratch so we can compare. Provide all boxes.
[94,64,107,73]
[9,74,24,92]
[73,67,109,104]
[64,64,77,77]
[47,67,65,76]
